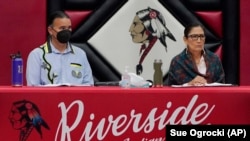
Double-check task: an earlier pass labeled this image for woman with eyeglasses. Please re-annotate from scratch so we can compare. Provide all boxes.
[166,23,225,86]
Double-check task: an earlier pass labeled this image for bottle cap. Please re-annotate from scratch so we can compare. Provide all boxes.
[10,51,21,59]
[16,51,21,58]
[125,66,130,73]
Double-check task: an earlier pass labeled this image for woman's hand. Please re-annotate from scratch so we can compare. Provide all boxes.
[188,76,207,86]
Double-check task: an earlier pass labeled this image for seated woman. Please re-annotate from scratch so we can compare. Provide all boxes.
[166,23,225,86]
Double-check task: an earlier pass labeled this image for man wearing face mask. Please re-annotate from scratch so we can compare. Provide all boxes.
[26,11,94,86]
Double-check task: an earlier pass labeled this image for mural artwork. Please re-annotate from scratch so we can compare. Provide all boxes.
[9,100,50,141]
[129,7,176,75]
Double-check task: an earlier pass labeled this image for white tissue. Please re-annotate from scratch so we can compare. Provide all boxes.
[119,73,151,88]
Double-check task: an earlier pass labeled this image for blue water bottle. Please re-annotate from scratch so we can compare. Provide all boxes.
[10,51,23,86]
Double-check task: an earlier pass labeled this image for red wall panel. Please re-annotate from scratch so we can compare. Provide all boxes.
[0,0,46,85]
[240,0,250,85]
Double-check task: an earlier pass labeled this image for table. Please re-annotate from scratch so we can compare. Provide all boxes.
[1,86,249,141]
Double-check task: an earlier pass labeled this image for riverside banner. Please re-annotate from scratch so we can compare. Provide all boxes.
[0,86,249,141]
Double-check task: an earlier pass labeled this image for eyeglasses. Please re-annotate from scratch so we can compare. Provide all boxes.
[187,34,206,41]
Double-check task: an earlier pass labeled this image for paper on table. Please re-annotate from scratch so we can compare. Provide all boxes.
[171,82,233,87]
[38,83,92,87]
[204,82,233,87]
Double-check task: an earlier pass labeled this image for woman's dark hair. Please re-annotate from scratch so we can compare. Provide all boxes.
[184,23,205,37]
[47,11,70,26]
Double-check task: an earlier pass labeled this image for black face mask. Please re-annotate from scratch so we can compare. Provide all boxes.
[56,29,71,43]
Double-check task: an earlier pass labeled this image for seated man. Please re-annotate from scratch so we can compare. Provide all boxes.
[26,11,94,86]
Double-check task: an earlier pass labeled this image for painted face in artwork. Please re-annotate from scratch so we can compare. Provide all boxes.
[128,7,176,75]
[9,100,50,141]
[129,15,149,44]
[9,105,28,129]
